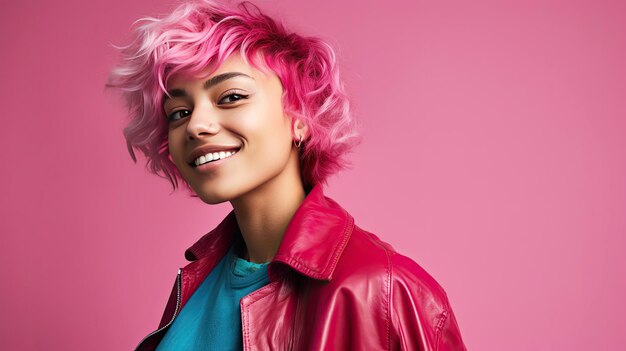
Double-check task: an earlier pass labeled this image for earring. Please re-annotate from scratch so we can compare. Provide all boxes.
[294,134,303,148]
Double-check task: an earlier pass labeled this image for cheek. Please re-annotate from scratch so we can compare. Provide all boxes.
[167,130,185,165]
[246,117,291,154]
[240,99,291,141]
[232,104,292,174]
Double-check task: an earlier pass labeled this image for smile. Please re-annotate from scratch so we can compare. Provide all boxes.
[192,149,240,168]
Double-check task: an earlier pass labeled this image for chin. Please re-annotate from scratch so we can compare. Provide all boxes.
[185,162,286,205]
[195,187,237,205]
[191,179,250,205]
[201,197,229,205]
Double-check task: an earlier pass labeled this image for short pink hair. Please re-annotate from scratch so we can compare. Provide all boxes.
[108,0,360,194]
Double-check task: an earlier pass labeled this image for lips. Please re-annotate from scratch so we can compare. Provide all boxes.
[186,144,242,166]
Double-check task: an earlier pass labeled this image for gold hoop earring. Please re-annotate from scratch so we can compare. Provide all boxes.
[294,134,303,148]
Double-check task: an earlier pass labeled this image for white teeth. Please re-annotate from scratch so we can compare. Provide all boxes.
[194,149,238,167]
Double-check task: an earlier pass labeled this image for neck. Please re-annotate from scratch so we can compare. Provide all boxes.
[230,151,306,264]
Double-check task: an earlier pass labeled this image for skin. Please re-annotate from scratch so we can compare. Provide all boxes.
[165,53,309,264]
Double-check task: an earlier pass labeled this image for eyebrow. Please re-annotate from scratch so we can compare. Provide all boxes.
[164,72,254,101]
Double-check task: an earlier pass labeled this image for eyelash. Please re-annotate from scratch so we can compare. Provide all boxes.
[219,91,249,104]
[167,110,191,122]
[166,91,250,122]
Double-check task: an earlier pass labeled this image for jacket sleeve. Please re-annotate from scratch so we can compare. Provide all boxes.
[388,252,467,351]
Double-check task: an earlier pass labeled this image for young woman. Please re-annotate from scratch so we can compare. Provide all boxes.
[109,1,466,350]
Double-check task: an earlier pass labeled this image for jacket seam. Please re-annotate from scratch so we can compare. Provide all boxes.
[241,282,280,350]
[363,230,392,350]
[434,307,449,351]
[273,255,324,276]
[385,246,392,350]
[327,215,353,278]
[273,214,353,278]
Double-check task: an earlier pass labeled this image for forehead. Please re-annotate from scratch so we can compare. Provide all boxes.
[166,53,272,89]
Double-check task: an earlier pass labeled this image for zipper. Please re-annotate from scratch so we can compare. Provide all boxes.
[133,268,183,351]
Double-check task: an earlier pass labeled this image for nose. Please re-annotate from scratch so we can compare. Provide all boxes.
[186,105,221,140]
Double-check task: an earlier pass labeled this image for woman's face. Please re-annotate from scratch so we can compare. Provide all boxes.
[165,54,298,204]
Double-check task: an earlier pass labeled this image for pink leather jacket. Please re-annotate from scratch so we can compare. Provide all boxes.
[135,184,466,350]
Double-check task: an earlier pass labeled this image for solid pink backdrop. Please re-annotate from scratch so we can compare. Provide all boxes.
[1,0,625,350]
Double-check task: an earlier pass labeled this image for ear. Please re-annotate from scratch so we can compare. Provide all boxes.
[293,118,309,141]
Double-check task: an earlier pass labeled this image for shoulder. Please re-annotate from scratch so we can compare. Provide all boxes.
[336,224,458,343]
[338,224,448,296]
[331,224,451,311]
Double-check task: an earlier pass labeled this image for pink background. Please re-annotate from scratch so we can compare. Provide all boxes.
[1,0,625,349]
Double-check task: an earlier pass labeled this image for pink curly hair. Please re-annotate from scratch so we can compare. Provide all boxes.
[107,0,360,194]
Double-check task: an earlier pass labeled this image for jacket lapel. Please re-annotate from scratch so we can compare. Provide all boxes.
[269,184,354,282]
[184,183,354,282]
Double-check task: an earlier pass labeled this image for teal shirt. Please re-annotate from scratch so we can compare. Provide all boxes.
[156,244,270,351]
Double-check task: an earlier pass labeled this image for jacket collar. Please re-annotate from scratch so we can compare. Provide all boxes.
[184,183,354,281]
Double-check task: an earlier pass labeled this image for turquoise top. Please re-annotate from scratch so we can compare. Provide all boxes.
[156,244,270,350]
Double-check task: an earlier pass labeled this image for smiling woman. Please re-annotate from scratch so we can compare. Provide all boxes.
[164,54,302,207]
[107,0,466,350]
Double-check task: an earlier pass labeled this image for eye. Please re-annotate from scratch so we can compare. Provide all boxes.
[167,109,191,122]
[218,91,249,105]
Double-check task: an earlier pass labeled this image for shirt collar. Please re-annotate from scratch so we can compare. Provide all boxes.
[184,183,354,281]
